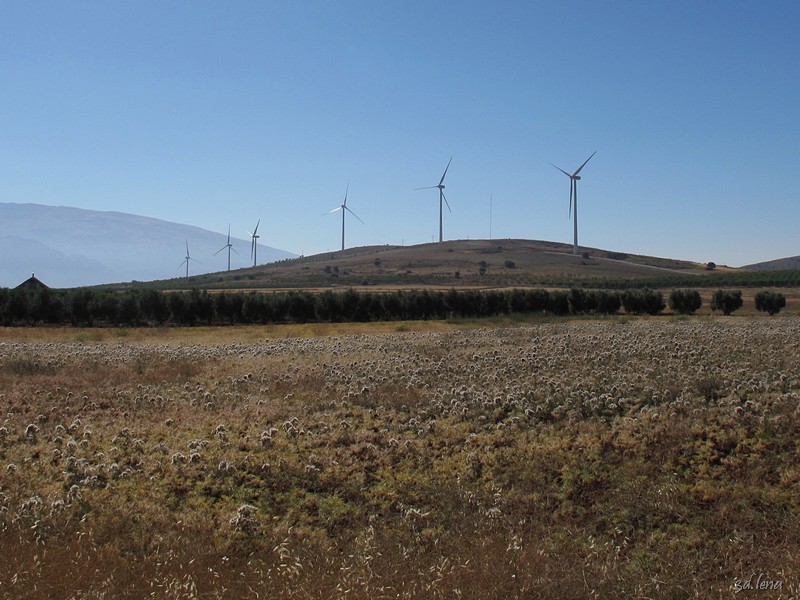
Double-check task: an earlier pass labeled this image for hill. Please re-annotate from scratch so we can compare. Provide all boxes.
[0,203,296,288]
[742,255,800,271]
[144,238,723,291]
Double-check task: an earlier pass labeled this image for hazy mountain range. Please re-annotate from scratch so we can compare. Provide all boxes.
[0,203,296,288]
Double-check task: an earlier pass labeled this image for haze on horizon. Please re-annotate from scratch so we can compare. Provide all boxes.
[1,1,798,269]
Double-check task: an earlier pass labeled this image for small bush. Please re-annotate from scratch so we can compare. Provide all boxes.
[503,260,515,269]
[754,291,786,315]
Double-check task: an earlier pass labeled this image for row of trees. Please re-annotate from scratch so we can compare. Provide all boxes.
[0,286,787,327]
[596,270,800,290]
[667,289,787,316]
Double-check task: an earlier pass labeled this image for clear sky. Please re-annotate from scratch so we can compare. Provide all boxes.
[2,1,798,267]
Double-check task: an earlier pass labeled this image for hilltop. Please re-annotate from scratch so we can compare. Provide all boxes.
[139,238,725,291]
[742,255,800,271]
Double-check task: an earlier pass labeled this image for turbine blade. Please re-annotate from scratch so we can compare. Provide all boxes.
[231,247,240,256]
[414,185,438,190]
[253,219,260,236]
[550,163,571,177]
[345,206,365,224]
[214,246,227,256]
[573,151,597,177]
[438,156,453,186]
[324,206,343,215]
[343,180,349,207]
[442,190,452,213]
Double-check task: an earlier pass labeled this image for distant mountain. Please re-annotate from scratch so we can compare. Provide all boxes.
[741,256,800,271]
[0,203,296,288]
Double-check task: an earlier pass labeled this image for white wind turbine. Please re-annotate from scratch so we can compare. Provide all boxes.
[324,181,364,251]
[179,241,200,278]
[248,220,260,267]
[214,225,238,271]
[415,156,452,243]
[551,151,596,255]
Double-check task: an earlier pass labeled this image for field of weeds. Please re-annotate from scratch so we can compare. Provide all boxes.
[1,317,799,598]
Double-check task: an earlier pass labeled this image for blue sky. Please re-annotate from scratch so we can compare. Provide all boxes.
[1,1,798,267]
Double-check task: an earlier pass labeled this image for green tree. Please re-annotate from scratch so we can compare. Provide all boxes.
[68,289,96,326]
[754,291,786,316]
[30,288,64,324]
[568,288,588,314]
[214,292,244,324]
[243,293,271,324]
[590,290,621,315]
[7,288,31,325]
[710,290,743,316]
[622,289,665,315]
[117,292,141,325]
[92,291,119,324]
[669,289,702,315]
[168,293,191,325]
[0,288,9,325]
[188,289,214,325]
[140,289,169,325]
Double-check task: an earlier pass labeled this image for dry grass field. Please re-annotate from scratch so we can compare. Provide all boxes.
[1,316,799,598]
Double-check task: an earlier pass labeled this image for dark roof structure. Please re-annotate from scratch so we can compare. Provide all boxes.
[15,273,49,290]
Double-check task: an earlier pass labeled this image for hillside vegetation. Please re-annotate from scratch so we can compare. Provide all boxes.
[124,239,727,291]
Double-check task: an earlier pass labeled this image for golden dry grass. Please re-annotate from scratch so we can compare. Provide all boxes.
[1,317,799,598]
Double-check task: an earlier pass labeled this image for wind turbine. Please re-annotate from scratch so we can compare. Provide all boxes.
[248,220,260,267]
[214,225,238,271]
[551,151,596,255]
[324,181,364,251]
[179,241,200,278]
[415,157,452,243]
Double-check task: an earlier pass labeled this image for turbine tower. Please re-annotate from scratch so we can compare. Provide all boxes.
[415,157,452,243]
[551,151,596,255]
[325,181,364,251]
[249,220,260,267]
[214,225,237,271]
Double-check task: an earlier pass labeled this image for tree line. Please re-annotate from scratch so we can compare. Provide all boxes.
[593,269,800,290]
[0,286,786,327]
